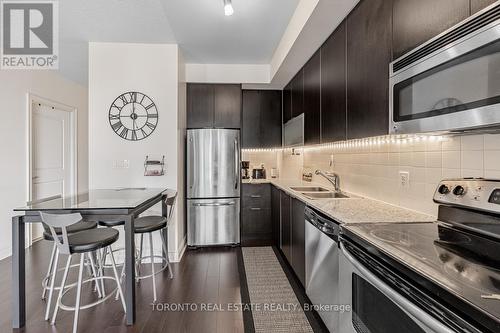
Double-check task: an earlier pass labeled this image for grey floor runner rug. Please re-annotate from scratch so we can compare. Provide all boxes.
[241,247,313,333]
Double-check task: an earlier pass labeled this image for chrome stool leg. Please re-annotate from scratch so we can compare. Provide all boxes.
[109,247,126,312]
[149,232,157,302]
[73,254,85,333]
[160,231,173,279]
[44,247,59,320]
[42,242,57,300]
[51,255,72,325]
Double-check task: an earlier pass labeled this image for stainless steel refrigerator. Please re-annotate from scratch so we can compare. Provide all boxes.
[186,129,240,246]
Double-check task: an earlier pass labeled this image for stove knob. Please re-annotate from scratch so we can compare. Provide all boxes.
[453,185,466,196]
[438,184,450,195]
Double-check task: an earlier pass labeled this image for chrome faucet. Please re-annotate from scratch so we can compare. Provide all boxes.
[315,170,340,192]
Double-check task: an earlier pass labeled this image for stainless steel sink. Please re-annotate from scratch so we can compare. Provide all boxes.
[290,186,330,192]
[301,192,350,199]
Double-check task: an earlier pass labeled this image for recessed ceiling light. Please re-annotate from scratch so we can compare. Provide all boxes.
[224,0,234,16]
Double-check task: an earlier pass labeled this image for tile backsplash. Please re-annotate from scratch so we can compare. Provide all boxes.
[271,133,500,217]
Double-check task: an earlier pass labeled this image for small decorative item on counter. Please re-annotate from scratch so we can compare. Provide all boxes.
[302,167,312,182]
[252,163,266,179]
[270,167,278,179]
[144,155,165,176]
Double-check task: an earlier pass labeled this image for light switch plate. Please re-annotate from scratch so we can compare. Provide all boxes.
[399,171,410,190]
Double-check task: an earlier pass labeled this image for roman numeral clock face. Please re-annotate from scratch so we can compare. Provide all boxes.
[108,92,158,141]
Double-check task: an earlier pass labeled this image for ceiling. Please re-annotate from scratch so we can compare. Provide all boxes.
[59,0,299,84]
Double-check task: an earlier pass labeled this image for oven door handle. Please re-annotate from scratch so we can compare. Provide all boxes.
[340,242,455,333]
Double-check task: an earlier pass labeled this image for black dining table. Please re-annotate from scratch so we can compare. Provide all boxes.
[12,187,176,329]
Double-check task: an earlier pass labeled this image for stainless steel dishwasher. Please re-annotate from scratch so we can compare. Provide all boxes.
[305,206,340,332]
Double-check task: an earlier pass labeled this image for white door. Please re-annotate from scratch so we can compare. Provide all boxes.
[31,102,74,240]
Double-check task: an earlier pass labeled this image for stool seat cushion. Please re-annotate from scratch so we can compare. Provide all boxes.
[134,216,167,233]
[98,220,125,227]
[67,228,119,253]
[43,221,97,241]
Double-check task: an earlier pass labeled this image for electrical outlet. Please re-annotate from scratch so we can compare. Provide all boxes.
[113,160,130,169]
[399,171,410,190]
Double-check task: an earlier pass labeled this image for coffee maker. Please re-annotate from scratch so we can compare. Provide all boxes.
[241,161,250,179]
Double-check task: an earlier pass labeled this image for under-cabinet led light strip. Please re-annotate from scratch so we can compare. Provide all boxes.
[241,134,449,153]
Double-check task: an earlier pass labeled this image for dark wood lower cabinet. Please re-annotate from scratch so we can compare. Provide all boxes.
[274,186,306,287]
[291,198,306,286]
[271,185,281,247]
[241,183,272,246]
[280,191,292,263]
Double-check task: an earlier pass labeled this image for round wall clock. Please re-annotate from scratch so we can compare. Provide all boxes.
[108,91,158,141]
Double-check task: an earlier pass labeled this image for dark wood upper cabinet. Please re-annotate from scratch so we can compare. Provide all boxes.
[214,84,241,128]
[242,90,260,148]
[283,84,292,124]
[321,22,347,143]
[303,50,321,145]
[471,0,497,14]
[187,83,241,129]
[187,84,214,128]
[260,90,282,148]
[291,70,304,118]
[346,0,392,139]
[242,90,282,148]
[392,0,469,59]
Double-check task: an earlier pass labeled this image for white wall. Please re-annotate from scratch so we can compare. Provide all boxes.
[0,71,88,259]
[89,42,186,261]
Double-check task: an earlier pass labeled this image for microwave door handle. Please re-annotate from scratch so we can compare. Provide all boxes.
[339,243,455,333]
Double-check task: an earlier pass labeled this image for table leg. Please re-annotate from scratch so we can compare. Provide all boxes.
[124,214,136,325]
[12,215,25,328]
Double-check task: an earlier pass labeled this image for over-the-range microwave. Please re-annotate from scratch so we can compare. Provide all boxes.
[389,2,500,135]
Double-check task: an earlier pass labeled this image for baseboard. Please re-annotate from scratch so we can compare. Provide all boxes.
[171,235,187,263]
[0,246,10,261]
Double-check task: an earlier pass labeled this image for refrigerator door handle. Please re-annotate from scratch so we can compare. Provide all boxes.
[234,139,239,190]
[192,202,236,207]
[188,136,195,190]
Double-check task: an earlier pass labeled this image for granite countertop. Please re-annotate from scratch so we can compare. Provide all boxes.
[245,178,436,225]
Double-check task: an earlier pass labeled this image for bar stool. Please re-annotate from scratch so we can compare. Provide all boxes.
[41,220,98,320]
[134,193,177,302]
[40,212,125,333]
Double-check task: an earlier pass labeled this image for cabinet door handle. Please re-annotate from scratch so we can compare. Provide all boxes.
[250,195,261,198]
[250,207,261,211]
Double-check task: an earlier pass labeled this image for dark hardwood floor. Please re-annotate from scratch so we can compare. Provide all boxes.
[0,241,244,333]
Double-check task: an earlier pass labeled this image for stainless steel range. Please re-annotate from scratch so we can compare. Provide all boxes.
[340,179,500,333]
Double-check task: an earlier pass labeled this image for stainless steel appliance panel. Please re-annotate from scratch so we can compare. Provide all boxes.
[305,219,339,332]
[187,129,240,199]
[338,243,454,333]
[187,198,240,246]
[389,9,500,134]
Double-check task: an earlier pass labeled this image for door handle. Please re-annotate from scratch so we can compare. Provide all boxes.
[250,207,261,211]
[193,202,236,207]
[250,195,261,198]
[189,137,195,189]
[234,139,239,190]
